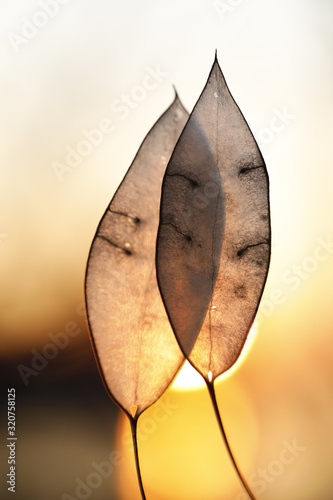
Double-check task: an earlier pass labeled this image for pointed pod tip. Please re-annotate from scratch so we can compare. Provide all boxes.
[172,84,179,101]
[213,49,221,70]
[209,50,226,86]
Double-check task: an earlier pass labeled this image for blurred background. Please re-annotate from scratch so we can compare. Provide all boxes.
[1,0,333,498]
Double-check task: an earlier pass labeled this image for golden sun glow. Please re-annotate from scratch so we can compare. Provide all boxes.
[171,321,258,391]
[171,360,206,391]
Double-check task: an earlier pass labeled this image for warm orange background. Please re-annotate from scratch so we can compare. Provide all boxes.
[1,1,333,499]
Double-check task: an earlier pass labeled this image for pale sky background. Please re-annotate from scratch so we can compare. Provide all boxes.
[1,1,333,498]
[0,0,332,352]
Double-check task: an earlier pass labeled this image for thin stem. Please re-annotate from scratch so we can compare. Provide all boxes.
[205,380,255,500]
[130,418,147,500]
